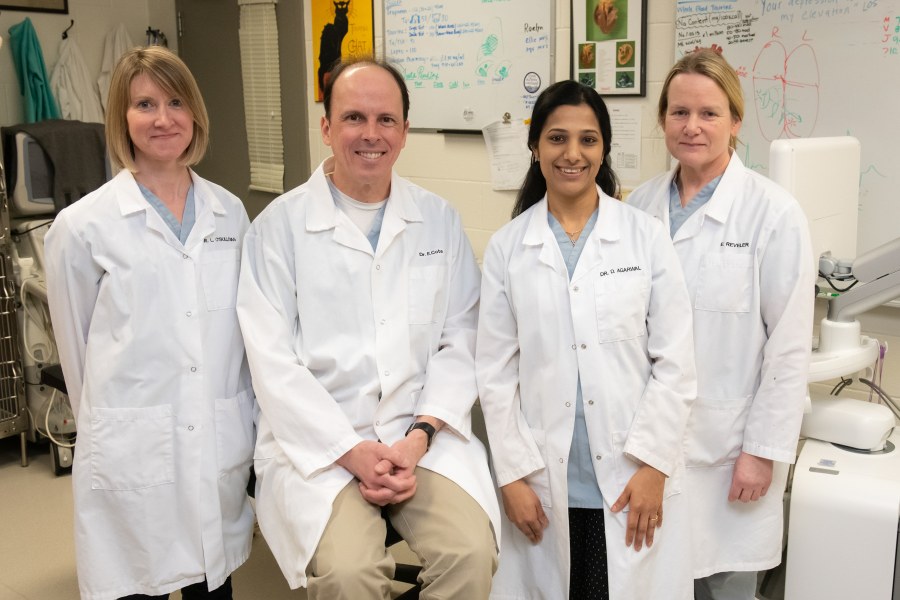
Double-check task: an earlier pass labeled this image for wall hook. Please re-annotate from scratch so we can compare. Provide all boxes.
[62,19,74,40]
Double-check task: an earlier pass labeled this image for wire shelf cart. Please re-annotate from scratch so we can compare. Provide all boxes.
[0,159,29,466]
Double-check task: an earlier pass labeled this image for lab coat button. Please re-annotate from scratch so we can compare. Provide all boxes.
[565,402,571,407]
[573,285,579,292]
[188,425,194,431]
[376,264,381,270]
[182,254,189,259]
[375,420,381,426]
[558,458,564,463]
[384,370,390,376]
[595,455,601,460]
[580,343,587,349]
[571,344,576,350]
[186,311,192,317]
[588,400,594,405]
[380,319,386,325]
[190,366,197,372]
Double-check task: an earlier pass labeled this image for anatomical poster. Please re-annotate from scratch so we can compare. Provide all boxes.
[572,0,646,96]
[312,0,374,102]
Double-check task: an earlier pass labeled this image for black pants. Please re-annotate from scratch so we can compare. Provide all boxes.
[569,507,610,600]
[118,576,232,600]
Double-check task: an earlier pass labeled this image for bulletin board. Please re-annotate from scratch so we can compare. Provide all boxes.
[675,1,900,255]
[383,0,552,132]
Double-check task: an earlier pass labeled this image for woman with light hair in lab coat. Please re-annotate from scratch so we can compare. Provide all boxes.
[628,48,815,600]
[476,80,698,600]
[45,46,255,600]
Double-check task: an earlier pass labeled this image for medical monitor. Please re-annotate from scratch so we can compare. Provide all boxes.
[769,137,860,261]
[11,132,55,217]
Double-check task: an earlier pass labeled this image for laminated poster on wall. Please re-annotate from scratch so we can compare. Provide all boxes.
[572,0,647,96]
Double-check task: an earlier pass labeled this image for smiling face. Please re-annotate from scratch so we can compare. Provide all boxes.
[126,73,194,171]
[321,64,410,202]
[533,103,604,208]
[663,72,741,181]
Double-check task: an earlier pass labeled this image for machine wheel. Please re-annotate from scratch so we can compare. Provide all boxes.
[50,442,73,476]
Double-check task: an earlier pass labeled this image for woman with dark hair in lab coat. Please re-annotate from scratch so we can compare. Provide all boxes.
[45,46,255,600]
[476,80,697,599]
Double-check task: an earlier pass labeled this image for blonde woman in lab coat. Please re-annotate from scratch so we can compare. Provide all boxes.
[476,80,698,600]
[45,47,255,600]
[627,49,815,600]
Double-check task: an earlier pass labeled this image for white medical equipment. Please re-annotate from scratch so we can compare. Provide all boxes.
[769,137,900,600]
[1,128,101,474]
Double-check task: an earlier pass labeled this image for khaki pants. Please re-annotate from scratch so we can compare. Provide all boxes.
[307,467,497,600]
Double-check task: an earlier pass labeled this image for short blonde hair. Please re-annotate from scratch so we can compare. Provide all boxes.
[105,46,210,172]
[658,49,744,149]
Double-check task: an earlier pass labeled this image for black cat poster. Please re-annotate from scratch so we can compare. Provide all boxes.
[312,0,375,102]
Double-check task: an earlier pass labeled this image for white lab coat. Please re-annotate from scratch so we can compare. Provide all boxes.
[476,192,697,600]
[236,159,501,590]
[627,152,815,577]
[97,24,133,112]
[45,169,255,600]
[51,38,104,123]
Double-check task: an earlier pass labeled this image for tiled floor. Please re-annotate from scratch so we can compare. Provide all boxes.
[0,436,417,600]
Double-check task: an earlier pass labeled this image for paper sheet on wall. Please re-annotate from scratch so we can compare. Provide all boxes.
[608,104,641,188]
[482,119,531,191]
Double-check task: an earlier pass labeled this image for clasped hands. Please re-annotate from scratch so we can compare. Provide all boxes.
[336,435,429,506]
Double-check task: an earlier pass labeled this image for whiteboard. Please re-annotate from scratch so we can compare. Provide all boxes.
[384,0,552,131]
[674,1,900,255]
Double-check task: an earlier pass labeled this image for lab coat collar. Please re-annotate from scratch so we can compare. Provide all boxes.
[114,168,226,217]
[522,186,618,277]
[114,168,224,253]
[669,151,743,242]
[522,196,565,276]
[305,158,424,255]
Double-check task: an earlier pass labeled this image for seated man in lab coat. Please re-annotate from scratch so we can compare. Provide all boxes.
[236,57,500,600]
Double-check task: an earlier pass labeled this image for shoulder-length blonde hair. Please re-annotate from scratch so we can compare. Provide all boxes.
[658,49,744,149]
[105,46,209,172]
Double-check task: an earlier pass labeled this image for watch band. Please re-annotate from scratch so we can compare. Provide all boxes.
[405,421,437,450]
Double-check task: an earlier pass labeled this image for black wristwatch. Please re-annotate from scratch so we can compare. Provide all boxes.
[405,421,437,451]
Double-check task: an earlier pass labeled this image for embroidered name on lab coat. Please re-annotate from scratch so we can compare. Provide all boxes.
[418,249,444,257]
[597,265,643,276]
[204,236,238,243]
[720,241,750,248]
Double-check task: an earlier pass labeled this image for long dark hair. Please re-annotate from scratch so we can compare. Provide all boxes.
[512,81,619,218]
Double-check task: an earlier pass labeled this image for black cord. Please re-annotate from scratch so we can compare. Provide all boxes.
[831,377,852,395]
[818,271,859,293]
[12,219,53,237]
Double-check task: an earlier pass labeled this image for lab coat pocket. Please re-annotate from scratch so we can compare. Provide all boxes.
[90,405,174,490]
[684,396,752,467]
[694,253,754,313]
[408,265,447,324]
[215,390,256,477]
[200,248,240,311]
[595,279,649,342]
[526,429,552,508]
